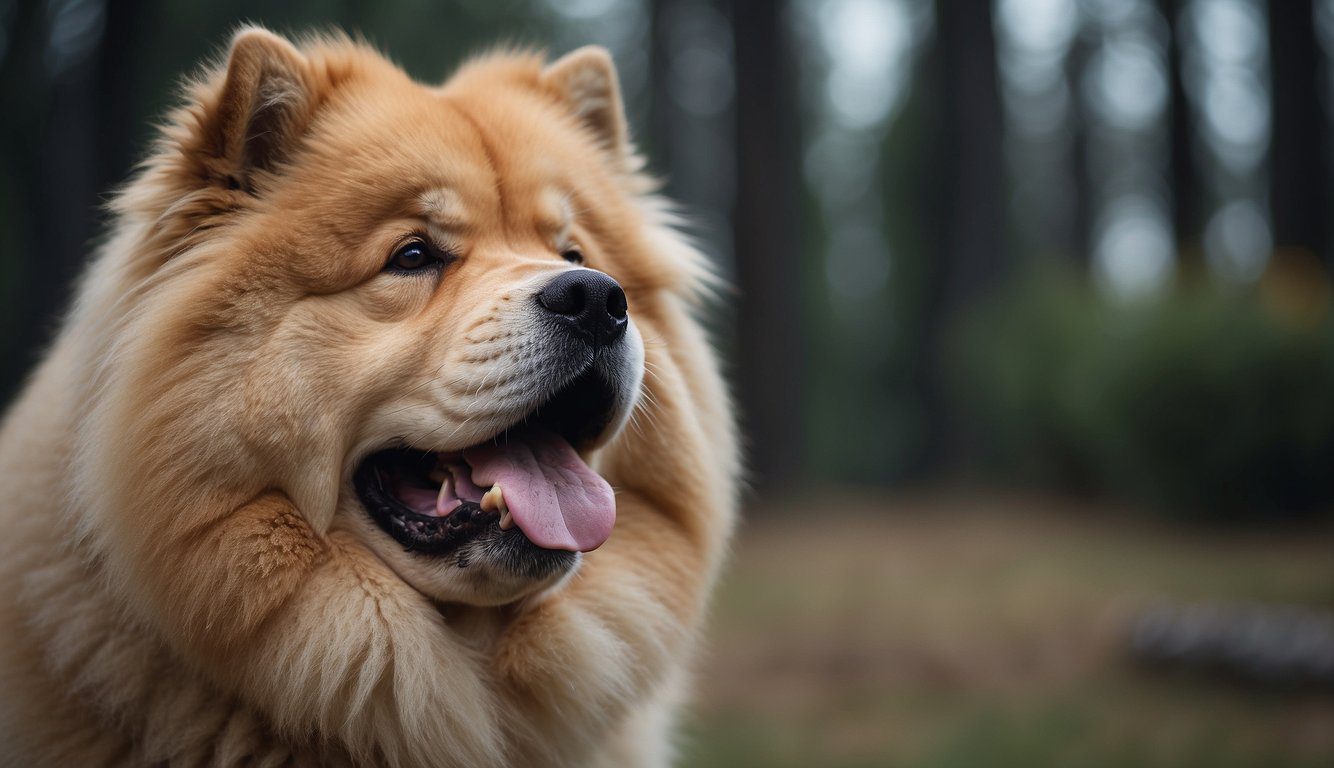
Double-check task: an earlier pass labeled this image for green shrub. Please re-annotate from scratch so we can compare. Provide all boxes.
[956,269,1334,520]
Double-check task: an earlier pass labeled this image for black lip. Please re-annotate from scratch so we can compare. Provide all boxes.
[353,457,495,556]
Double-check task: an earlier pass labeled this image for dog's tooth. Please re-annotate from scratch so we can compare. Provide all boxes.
[483,485,514,530]
[436,477,455,516]
[480,484,506,513]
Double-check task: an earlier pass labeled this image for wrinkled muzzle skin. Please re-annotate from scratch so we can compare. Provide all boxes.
[0,28,737,768]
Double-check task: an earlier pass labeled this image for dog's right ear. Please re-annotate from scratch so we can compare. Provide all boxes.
[541,47,629,161]
[209,28,315,190]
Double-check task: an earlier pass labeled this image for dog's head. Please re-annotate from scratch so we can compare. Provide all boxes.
[79,30,698,608]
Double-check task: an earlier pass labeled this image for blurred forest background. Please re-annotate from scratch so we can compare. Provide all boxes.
[2,0,1333,766]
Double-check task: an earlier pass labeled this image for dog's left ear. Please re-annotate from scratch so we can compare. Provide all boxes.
[212,27,316,188]
[541,46,629,160]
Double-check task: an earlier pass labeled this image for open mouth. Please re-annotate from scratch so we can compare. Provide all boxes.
[354,368,621,558]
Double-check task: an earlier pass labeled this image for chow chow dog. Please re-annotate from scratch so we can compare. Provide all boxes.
[0,27,737,767]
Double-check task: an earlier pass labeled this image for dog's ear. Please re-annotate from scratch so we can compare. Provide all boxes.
[212,28,315,188]
[541,46,629,159]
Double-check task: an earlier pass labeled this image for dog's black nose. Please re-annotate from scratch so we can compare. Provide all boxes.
[537,269,628,347]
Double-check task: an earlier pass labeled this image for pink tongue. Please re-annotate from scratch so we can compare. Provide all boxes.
[463,429,615,552]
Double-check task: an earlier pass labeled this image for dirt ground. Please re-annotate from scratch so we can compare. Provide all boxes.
[680,491,1334,768]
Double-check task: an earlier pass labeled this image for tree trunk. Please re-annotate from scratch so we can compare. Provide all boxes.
[1268,0,1328,267]
[648,0,677,180]
[0,0,107,401]
[1065,20,1094,266]
[97,0,145,190]
[916,0,1006,474]
[1160,0,1199,271]
[725,0,805,492]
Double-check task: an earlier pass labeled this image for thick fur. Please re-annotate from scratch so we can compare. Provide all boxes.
[0,29,737,767]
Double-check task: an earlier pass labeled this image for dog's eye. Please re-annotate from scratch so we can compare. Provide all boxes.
[561,248,584,265]
[386,240,442,273]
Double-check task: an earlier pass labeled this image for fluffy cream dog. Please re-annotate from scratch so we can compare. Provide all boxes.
[0,27,737,767]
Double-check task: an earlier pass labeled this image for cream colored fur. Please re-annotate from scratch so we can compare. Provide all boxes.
[0,28,737,767]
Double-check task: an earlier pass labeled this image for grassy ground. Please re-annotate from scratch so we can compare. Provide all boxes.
[679,492,1334,768]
